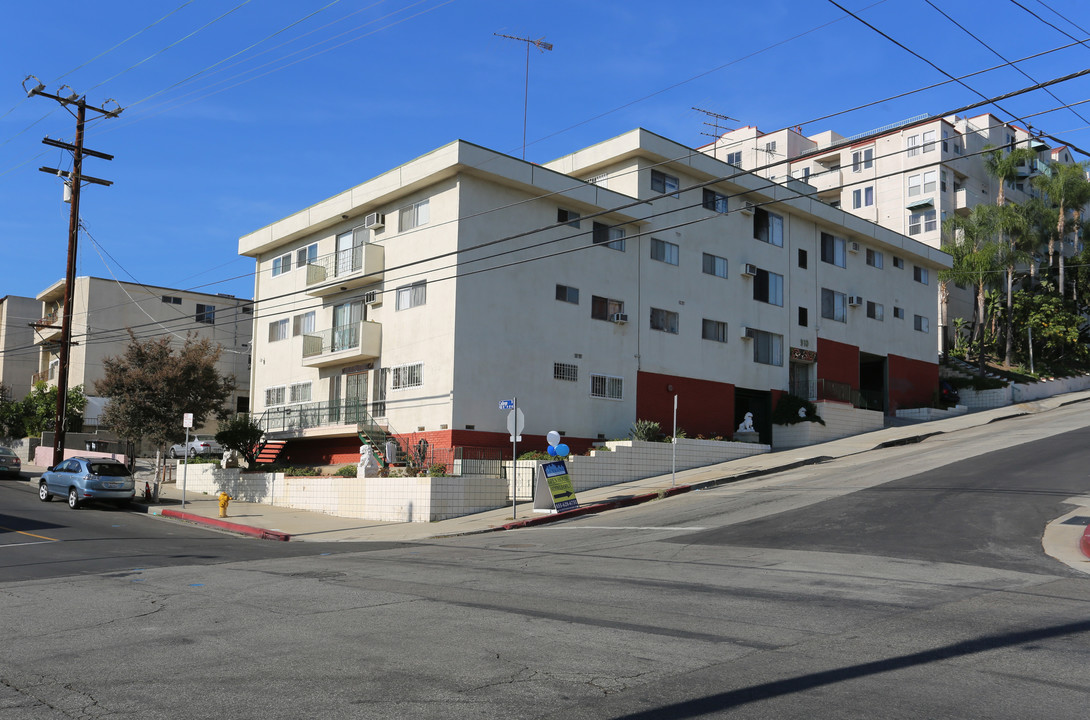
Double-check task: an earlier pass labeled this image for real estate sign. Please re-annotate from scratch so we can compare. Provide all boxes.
[533,460,578,513]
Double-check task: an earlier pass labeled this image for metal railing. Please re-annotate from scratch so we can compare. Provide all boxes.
[816,379,885,412]
[260,399,381,433]
[789,379,816,401]
[302,323,360,358]
[306,246,362,286]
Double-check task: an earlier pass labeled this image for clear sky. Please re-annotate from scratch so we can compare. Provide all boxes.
[2,0,1089,303]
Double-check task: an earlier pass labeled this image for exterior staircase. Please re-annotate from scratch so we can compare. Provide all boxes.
[357,416,394,468]
[254,440,287,464]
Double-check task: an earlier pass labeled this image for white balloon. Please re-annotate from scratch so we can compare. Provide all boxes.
[546,430,560,447]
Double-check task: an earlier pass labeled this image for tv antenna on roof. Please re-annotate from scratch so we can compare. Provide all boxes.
[494,33,554,160]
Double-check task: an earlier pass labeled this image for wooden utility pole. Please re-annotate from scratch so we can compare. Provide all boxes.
[24,76,121,466]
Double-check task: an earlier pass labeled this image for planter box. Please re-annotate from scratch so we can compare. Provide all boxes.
[773,401,883,449]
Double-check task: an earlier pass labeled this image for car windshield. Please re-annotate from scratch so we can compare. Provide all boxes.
[89,463,130,477]
[0,447,15,457]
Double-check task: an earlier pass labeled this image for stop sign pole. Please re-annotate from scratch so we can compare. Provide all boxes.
[501,398,524,519]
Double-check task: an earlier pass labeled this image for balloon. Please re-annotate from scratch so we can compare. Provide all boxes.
[556,443,570,457]
[547,445,557,456]
[546,430,561,447]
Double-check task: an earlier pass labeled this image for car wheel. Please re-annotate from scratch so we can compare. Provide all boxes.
[67,488,80,509]
[38,482,52,502]
[169,447,177,459]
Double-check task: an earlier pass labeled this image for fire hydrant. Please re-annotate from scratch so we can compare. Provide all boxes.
[218,491,233,518]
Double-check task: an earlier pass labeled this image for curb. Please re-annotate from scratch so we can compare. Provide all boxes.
[158,508,291,541]
[499,484,696,531]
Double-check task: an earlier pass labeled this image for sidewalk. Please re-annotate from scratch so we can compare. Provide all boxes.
[22,391,1090,554]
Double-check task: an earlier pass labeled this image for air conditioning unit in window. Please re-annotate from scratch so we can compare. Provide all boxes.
[363,212,385,229]
[609,313,628,324]
[742,263,758,277]
[741,326,757,340]
[849,241,861,253]
[740,201,755,216]
[848,295,863,307]
[363,290,381,305]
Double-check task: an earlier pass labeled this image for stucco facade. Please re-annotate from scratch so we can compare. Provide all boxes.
[240,129,949,463]
[0,295,40,403]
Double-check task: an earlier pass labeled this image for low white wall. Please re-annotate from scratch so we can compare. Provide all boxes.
[2,437,39,464]
[1012,373,1090,402]
[773,401,884,449]
[895,405,968,421]
[956,385,1013,409]
[34,446,127,467]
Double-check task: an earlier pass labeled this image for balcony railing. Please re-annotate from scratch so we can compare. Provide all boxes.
[260,399,385,433]
[305,244,384,296]
[301,321,381,367]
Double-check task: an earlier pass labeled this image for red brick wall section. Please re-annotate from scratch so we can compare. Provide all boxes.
[887,354,939,412]
[816,338,860,389]
[636,371,736,440]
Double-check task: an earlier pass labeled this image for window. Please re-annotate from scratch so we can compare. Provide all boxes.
[195,304,215,324]
[702,188,728,213]
[798,248,808,269]
[764,140,777,154]
[798,306,809,327]
[555,284,579,304]
[161,295,181,305]
[821,288,847,323]
[922,130,936,153]
[268,318,289,342]
[906,135,919,157]
[391,362,423,390]
[914,265,929,285]
[272,253,292,276]
[908,209,936,235]
[852,187,874,208]
[292,311,316,337]
[590,374,623,400]
[591,295,624,321]
[650,169,680,198]
[753,208,784,247]
[923,170,937,193]
[395,280,426,310]
[893,256,904,269]
[753,268,784,306]
[650,238,679,265]
[867,301,884,320]
[914,314,929,333]
[908,174,921,197]
[295,243,318,268]
[866,248,884,268]
[702,253,728,278]
[751,329,783,366]
[940,170,947,193]
[650,308,679,334]
[942,130,949,152]
[289,382,312,404]
[557,208,581,228]
[398,199,430,231]
[851,148,873,171]
[553,362,578,382]
[725,151,742,166]
[592,222,626,251]
[894,306,905,319]
[820,232,846,267]
[265,386,286,407]
[702,319,727,343]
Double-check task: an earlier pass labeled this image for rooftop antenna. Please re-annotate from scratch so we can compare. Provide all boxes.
[494,33,554,160]
[693,106,738,140]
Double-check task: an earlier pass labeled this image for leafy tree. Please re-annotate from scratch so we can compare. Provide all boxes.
[95,332,237,495]
[22,381,86,436]
[215,413,264,466]
[943,205,1002,374]
[1011,282,1090,372]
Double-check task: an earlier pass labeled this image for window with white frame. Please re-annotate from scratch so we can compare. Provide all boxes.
[650,169,680,198]
[591,295,624,321]
[702,252,728,279]
[555,284,579,304]
[751,329,783,366]
[908,174,922,197]
[391,362,423,390]
[272,253,292,276]
[650,238,679,265]
[702,189,728,213]
[265,386,286,406]
[592,222,625,251]
[906,135,920,157]
[821,288,847,323]
[914,314,929,333]
[553,362,578,382]
[590,374,623,400]
[753,268,784,306]
[557,208,581,228]
[852,148,873,171]
[292,311,315,337]
[914,265,929,284]
[764,140,777,154]
[289,381,312,404]
[754,208,784,247]
[922,170,937,193]
[725,151,743,167]
[852,186,874,208]
[295,243,318,269]
[702,318,727,343]
[398,199,430,232]
[867,301,884,320]
[268,318,289,342]
[909,209,936,235]
[395,280,426,310]
[820,232,846,267]
[866,248,884,268]
[922,130,936,153]
[650,307,679,334]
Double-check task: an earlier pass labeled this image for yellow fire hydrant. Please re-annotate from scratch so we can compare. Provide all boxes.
[218,491,233,518]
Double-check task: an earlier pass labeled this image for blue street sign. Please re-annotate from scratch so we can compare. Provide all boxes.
[499,399,515,410]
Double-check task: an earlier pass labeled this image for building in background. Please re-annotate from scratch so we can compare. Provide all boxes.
[0,295,40,403]
[239,129,948,466]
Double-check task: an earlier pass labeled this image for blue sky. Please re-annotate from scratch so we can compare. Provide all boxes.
[2,0,1089,302]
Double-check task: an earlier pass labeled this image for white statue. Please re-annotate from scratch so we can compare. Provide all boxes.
[737,412,755,433]
[358,444,380,478]
[798,407,807,418]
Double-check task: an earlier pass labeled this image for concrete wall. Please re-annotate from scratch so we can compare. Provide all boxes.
[772,401,884,449]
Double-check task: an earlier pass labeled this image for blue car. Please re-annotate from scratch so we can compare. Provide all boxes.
[38,457,136,509]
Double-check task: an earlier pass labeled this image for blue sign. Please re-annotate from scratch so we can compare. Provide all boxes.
[499,399,514,410]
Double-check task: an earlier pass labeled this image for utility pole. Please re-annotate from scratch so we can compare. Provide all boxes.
[24,76,122,467]
[493,33,553,160]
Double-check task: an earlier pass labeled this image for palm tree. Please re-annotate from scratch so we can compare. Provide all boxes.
[943,205,1003,374]
[1032,160,1090,296]
[984,145,1038,207]
[992,202,1031,366]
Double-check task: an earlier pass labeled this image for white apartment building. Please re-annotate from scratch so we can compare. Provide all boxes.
[702,113,1079,340]
[0,294,40,402]
[239,129,949,465]
[31,276,252,425]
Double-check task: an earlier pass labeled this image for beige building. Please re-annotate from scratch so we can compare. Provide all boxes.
[0,295,40,402]
[239,129,949,466]
[31,276,252,426]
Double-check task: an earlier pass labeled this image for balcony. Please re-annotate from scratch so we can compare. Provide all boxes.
[954,185,985,216]
[305,244,384,297]
[260,399,380,434]
[31,311,62,342]
[301,320,381,368]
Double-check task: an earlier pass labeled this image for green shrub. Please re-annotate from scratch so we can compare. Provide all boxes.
[335,464,358,478]
[284,466,320,477]
[428,463,448,477]
[630,419,663,442]
[772,394,826,426]
[518,450,552,461]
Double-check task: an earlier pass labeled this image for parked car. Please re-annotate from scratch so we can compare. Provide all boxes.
[38,457,135,509]
[0,446,21,478]
[169,436,223,458]
[940,380,961,405]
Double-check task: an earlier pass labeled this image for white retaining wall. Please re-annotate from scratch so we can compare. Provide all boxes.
[773,401,884,449]
[895,405,968,421]
[1012,373,1090,402]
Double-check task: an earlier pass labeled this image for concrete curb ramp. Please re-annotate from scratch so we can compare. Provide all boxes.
[158,508,291,541]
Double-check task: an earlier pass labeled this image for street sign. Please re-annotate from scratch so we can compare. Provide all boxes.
[182,413,193,428]
[499,399,514,410]
[506,407,525,442]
